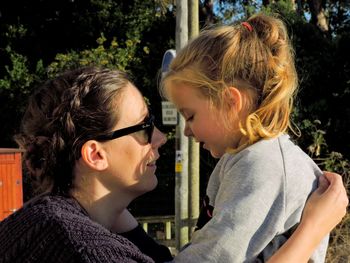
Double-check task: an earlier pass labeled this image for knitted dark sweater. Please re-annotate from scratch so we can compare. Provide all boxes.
[0,194,154,263]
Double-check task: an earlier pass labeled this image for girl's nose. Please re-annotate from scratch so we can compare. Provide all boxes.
[184,123,193,137]
[152,126,167,148]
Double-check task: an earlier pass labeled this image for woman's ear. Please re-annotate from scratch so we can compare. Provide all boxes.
[226,87,243,112]
[80,141,108,171]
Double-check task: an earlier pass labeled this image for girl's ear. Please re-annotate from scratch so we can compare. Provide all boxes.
[80,141,108,171]
[226,87,243,112]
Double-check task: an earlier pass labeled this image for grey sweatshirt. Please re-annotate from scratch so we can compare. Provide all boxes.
[174,134,329,263]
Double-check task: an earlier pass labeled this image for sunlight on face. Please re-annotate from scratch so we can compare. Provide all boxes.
[100,83,165,197]
[167,83,242,158]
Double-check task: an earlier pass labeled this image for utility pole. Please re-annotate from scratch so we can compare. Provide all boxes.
[175,0,189,251]
[187,0,200,238]
[188,0,199,38]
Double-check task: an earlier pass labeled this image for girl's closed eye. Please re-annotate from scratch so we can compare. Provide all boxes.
[186,115,194,121]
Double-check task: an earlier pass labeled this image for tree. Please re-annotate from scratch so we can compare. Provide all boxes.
[308,0,329,32]
[0,0,176,146]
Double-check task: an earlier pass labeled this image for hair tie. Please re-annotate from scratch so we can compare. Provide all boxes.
[241,22,253,32]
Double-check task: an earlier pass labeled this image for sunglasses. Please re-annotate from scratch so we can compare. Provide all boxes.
[95,114,155,144]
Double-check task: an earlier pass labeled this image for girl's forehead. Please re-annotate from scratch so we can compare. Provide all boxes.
[168,82,202,98]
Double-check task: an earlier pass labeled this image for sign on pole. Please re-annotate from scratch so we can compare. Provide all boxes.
[161,49,176,78]
[161,49,178,126]
[161,101,178,125]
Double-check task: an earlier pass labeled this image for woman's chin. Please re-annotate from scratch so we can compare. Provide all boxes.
[135,175,158,196]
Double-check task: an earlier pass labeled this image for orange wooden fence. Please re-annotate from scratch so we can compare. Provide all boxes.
[0,148,24,221]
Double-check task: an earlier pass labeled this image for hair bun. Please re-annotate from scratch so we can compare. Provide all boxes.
[248,13,288,56]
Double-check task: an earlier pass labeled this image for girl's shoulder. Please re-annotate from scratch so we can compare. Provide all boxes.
[222,135,286,167]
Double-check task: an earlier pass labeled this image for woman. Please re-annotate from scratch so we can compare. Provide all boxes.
[0,66,347,263]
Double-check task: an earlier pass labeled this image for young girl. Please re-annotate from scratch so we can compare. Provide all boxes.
[161,13,338,262]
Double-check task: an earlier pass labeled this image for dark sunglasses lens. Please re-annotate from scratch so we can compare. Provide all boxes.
[147,124,154,143]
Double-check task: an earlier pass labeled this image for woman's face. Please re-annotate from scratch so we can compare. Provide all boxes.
[101,83,167,197]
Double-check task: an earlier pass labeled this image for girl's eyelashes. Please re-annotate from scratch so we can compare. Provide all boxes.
[186,115,194,121]
[180,110,194,121]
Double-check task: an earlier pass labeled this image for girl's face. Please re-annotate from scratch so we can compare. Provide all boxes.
[101,83,167,196]
[168,83,242,158]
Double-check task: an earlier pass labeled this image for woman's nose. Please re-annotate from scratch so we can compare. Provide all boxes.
[152,126,167,148]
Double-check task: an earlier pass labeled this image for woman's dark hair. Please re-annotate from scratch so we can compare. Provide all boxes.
[15,66,131,195]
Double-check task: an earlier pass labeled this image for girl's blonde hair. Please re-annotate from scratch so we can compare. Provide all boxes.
[160,13,298,150]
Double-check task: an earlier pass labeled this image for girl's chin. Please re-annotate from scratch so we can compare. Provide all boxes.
[208,149,224,159]
[203,143,224,158]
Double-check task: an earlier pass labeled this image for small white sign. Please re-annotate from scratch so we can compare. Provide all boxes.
[175,150,182,162]
[161,101,178,125]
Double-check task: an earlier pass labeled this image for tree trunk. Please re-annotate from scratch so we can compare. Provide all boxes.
[199,0,215,26]
[188,0,200,240]
[296,0,303,15]
[262,0,270,6]
[308,0,329,32]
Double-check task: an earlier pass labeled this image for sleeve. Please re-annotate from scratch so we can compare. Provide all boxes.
[121,224,174,263]
[174,152,286,263]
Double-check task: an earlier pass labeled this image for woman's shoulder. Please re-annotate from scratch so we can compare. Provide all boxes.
[0,194,90,238]
[0,194,153,263]
[22,194,114,239]
[18,194,87,224]
[0,194,111,248]
[33,195,152,261]
[0,194,82,262]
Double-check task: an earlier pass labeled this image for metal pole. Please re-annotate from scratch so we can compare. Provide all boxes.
[188,0,200,239]
[175,0,189,251]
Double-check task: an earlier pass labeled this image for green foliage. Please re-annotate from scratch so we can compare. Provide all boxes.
[297,119,328,158]
[0,0,175,107]
[0,46,45,146]
[294,118,350,174]
[4,24,27,45]
[0,46,41,92]
[262,0,303,25]
[47,34,142,77]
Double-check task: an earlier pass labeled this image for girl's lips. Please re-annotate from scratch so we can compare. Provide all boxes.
[202,143,208,150]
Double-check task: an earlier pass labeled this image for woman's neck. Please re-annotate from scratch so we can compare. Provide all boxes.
[71,174,132,231]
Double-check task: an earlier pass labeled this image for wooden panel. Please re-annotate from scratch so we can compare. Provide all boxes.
[0,170,3,221]
[0,151,23,221]
[0,152,15,164]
